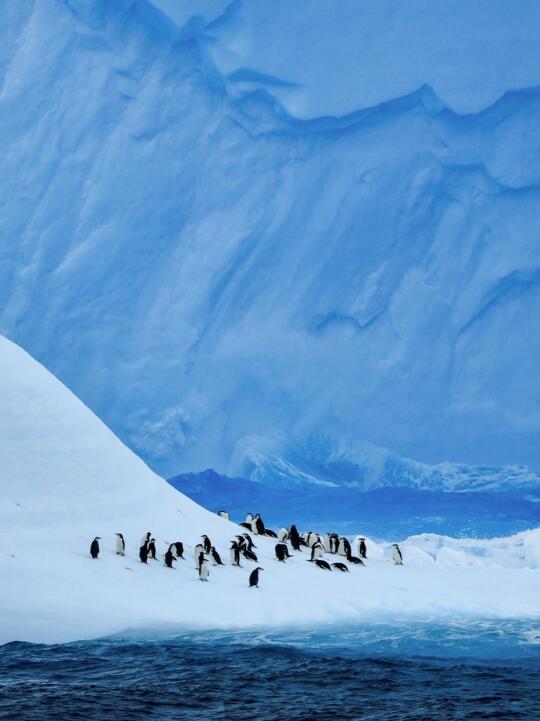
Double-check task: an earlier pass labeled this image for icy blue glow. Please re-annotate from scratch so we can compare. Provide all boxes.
[1,1,540,480]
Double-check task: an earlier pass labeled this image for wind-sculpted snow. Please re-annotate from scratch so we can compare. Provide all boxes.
[1,1,540,481]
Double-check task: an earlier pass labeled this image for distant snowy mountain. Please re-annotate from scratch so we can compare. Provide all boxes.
[1,1,540,479]
[229,436,540,493]
[170,468,540,539]
[1,334,540,646]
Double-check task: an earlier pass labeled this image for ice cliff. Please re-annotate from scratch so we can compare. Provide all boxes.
[1,0,540,481]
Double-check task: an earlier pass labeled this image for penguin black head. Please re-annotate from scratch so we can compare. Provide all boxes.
[94,537,101,540]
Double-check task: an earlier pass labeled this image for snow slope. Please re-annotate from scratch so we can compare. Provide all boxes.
[1,336,539,645]
[1,1,540,479]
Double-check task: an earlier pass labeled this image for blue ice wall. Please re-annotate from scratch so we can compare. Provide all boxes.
[1,0,540,480]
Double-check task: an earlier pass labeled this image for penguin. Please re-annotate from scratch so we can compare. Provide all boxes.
[254,514,265,536]
[174,541,184,559]
[277,528,289,542]
[275,543,287,562]
[210,546,224,566]
[230,542,242,567]
[194,543,203,568]
[264,529,278,538]
[322,534,332,553]
[141,532,151,547]
[249,567,264,588]
[245,512,254,524]
[115,533,125,556]
[242,548,258,563]
[392,544,403,565]
[330,534,339,554]
[148,538,157,560]
[197,550,205,572]
[314,559,332,571]
[242,533,257,551]
[289,524,301,551]
[332,562,349,572]
[239,522,252,530]
[310,542,324,562]
[342,538,352,557]
[358,538,367,560]
[199,556,209,581]
[90,537,100,559]
[201,535,212,554]
[139,541,149,564]
[346,552,365,566]
[164,545,176,568]
[218,510,229,520]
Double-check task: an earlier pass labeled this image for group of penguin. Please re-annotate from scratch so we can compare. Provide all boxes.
[271,524,403,570]
[89,511,404,589]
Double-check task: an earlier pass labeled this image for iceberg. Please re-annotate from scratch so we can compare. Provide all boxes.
[1,1,540,479]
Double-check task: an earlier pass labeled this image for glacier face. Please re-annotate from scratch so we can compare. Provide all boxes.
[1,0,540,479]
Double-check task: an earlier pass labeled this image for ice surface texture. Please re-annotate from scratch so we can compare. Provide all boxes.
[2,1,540,478]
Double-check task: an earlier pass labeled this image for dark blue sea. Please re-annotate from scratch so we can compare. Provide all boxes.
[1,621,540,721]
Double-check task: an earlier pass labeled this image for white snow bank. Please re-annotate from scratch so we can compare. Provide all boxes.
[0,336,539,645]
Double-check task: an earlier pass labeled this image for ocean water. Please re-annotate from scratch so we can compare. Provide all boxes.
[1,621,539,721]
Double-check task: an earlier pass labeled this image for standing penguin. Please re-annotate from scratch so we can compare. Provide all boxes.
[141,532,151,547]
[174,541,184,559]
[210,546,224,566]
[245,512,254,524]
[249,567,264,588]
[289,524,301,551]
[199,556,209,581]
[310,542,324,562]
[115,533,125,556]
[278,528,289,542]
[194,543,203,567]
[201,535,212,554]
[392,544,403,565]
[230,541,242,567]
[164,545,176,568]
[148,538,157,560]
[275,543,288,562]
[254,514,265,535]
[358,538,367,560]
[90,537,100,559]
[139,541,149,564]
